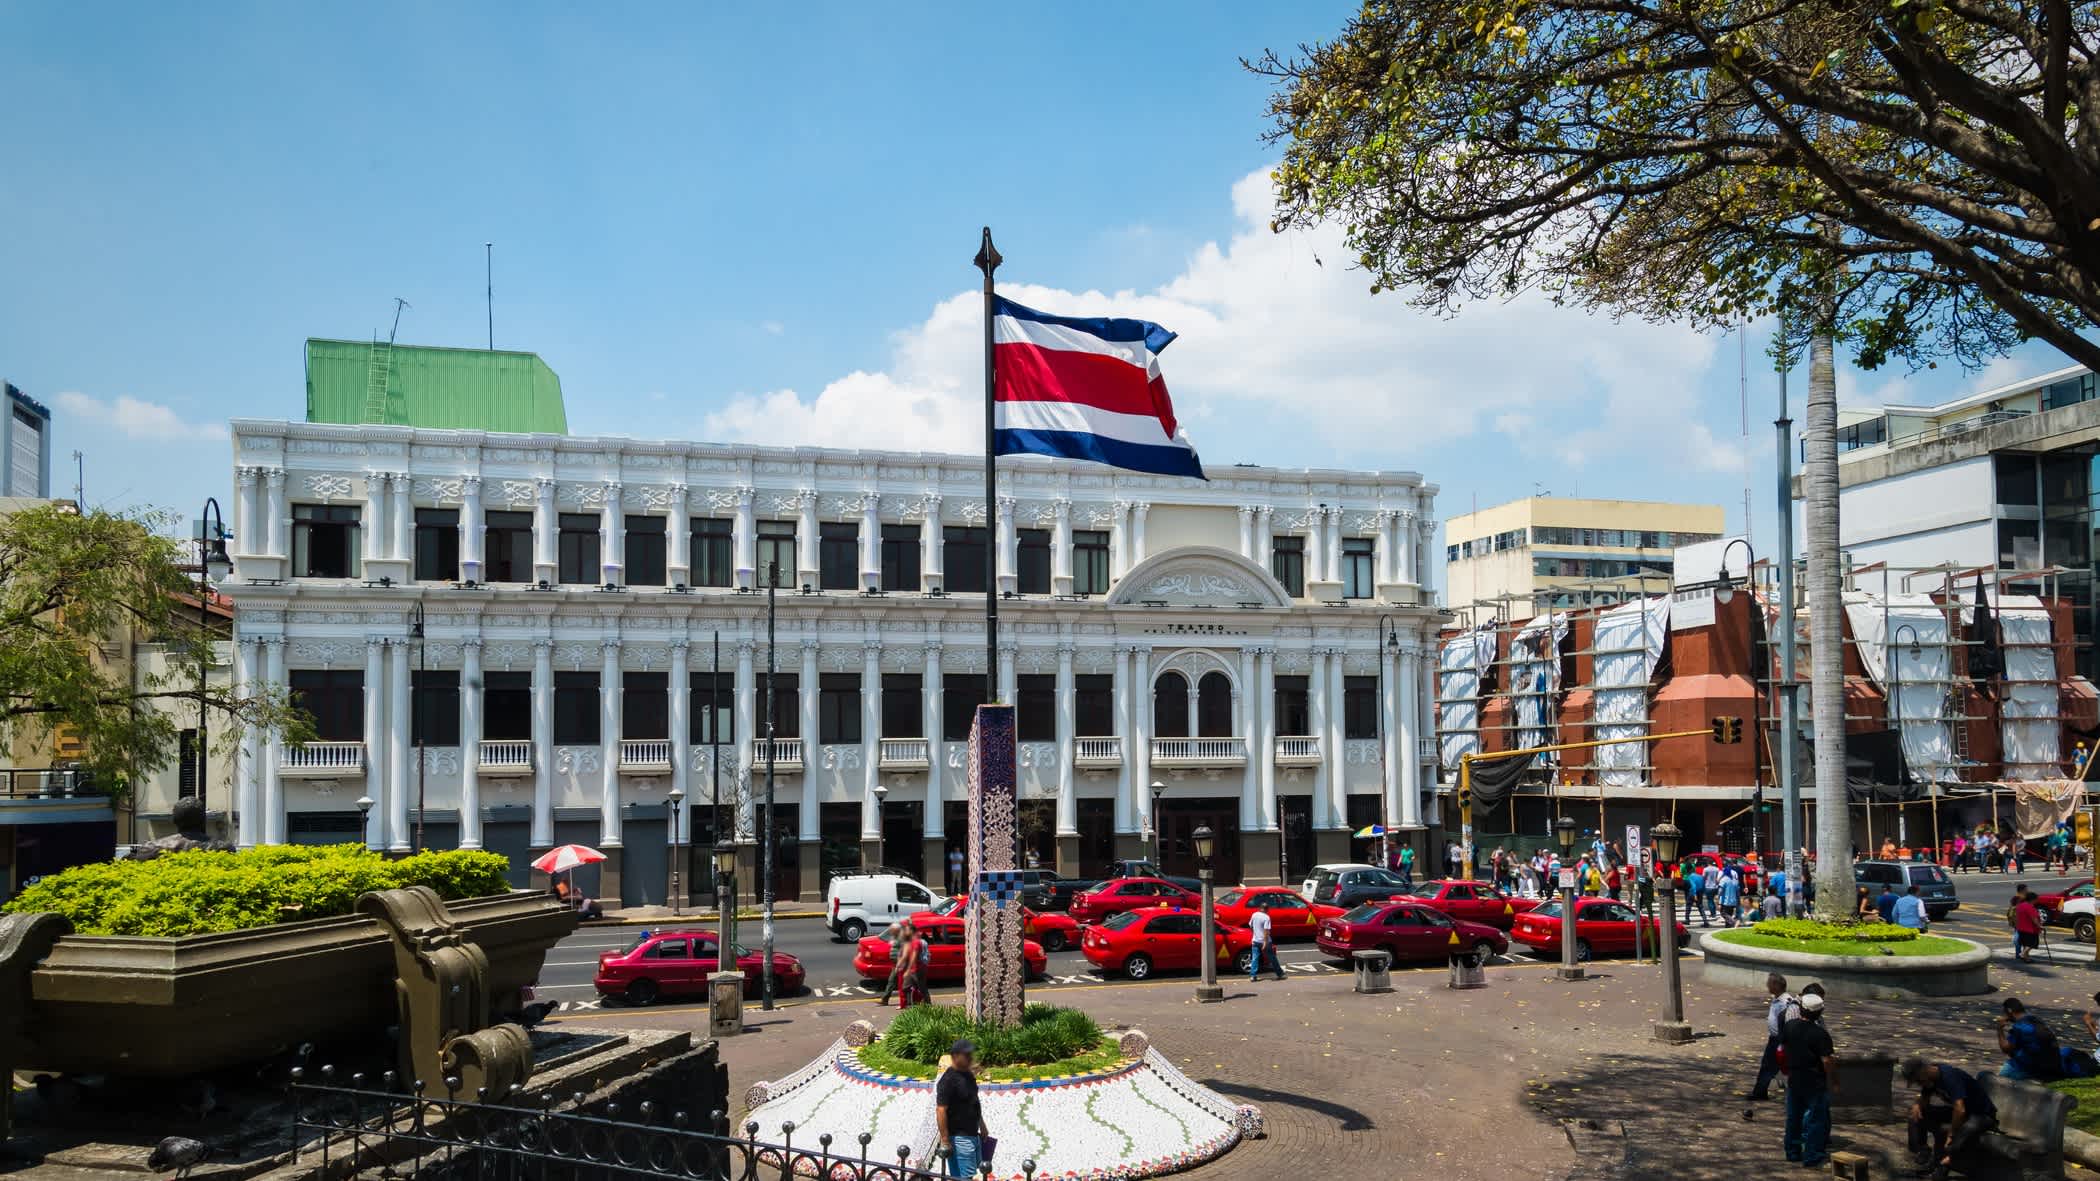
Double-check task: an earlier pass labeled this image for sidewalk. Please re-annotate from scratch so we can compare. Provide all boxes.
[582,902,829,927]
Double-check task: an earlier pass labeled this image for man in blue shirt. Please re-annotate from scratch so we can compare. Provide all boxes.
[1876,883,1900,923]
[1717,867,1743,927]
[1997,998,2063,1081]
[1892,885,1930,930]
[1901,1057,1998,1180]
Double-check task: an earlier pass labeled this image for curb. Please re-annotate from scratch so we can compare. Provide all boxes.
[581,910,829,927]
[2066,1127,2100,1170]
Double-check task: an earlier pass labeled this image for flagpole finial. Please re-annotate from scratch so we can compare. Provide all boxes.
[973,227,1001,277]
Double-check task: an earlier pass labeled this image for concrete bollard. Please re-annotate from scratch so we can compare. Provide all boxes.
[1351,950,1392,994]
[710,971,745,1036]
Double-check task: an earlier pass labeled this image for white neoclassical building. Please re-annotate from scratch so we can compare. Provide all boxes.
[224,418,1445,903]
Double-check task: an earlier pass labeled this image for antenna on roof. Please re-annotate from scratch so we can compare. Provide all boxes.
[389,297,410,347]
[485,243,494,350]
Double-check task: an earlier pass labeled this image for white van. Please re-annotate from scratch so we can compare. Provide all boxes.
[825,871,944,941]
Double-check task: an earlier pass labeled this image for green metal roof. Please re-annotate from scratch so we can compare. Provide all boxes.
[304,338,569,433]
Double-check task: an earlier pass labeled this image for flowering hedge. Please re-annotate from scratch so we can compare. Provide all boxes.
[1,843,513,936]
[1751,917,1920,943]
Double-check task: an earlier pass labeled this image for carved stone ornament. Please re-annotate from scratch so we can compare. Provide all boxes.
[356,887,537,1102]
[305,474,354,502]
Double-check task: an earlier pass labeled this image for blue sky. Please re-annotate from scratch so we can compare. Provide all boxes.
[0,2,2078,563]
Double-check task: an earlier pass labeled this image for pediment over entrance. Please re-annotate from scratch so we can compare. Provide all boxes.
[1107,546,1294,609]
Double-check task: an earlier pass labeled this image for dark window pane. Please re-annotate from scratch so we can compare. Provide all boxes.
[1017,528,1051,594]
[484,511,533,583]
[881,523,921,592]
[820,522,859,590]
[1196,672,1233,738]
[290,668,364,742]
[756,522,795,588]
[1075,674,1114,735]
[1154,672,1190,737]
[1018,674,1056,741]
[484,670,532,741]
[414,509,459,582]
[292,503,361,579]
[625,516,666,586]
[558,513,600,585]
[691,518,734,587]
[622,671,668,739]
[882,673,923,738]
[760,672,799,739]
[1275,675,1310,735]
[1073,530,1109,595]
[819,673,861,744]
[690,670,734,744]
[1271,536,1305,597]
[177,729,199,797]
[412,669,462,745]
[1997,455,2039,506]
[1342,538,1375,599]
[944,673,988,740]
[554,671,600,745]
[945,527,989,593]
[1343,675,1378,739]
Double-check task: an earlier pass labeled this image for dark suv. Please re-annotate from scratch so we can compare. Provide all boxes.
[1308,866,1412,908]
[1854,860,1960,920]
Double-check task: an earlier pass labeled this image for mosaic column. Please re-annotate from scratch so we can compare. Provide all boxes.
[964,703,1024,1028]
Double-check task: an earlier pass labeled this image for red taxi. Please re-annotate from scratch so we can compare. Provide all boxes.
[593,929,806,1005]
[1314,900,1507,965]
[1509,897,1687,961]
[1210,887,1345,939]
[929,896,1083,951]
[1080,906,1255,979]
[851,913,1049,985]
[1068,877,1200,923]
[1404,879,1540,929]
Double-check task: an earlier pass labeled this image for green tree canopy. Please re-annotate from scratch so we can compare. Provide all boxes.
[1254,0,2100,370]
[0,502,301,791]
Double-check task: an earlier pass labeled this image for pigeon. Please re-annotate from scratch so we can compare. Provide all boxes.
[148,1135,211,1180]
[519,1000,560,1028]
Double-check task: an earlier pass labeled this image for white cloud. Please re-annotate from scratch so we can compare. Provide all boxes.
[706,167,1729,477]
[53,391,226,442]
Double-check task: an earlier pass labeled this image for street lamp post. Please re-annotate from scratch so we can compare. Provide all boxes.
[356,795,376,850]
[1193,824,1222,1003]
[715,838,738,947]
[1650,821,1693,1043]
[410,602,426,854]
[762,560,779,1011]
[195,499,231,838]
[1554,816,1584,981]
[873,783,889,870]
[1375,616,1401,871]
[667,786,685,917]
[1149,781,1167,868]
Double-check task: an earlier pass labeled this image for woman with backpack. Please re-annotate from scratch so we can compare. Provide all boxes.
[898,926,931,1009]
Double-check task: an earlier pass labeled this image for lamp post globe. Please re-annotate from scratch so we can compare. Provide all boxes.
[715,839,738,946]
[872,783,889,870]
[1149,781,1168,868]
[355,795,376,850]
[1192,823,1222,1003]
[667,787,686,916]
[1552,816,1583,981]
[1648,822,1693,1043]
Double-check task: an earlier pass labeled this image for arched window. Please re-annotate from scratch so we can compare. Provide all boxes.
[1197,672,1234,737]
[1153,671,1189,737]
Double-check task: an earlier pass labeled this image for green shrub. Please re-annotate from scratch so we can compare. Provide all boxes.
[0,844,520,936]
[1752,917,1919,943]
[874,1003,1104,1069]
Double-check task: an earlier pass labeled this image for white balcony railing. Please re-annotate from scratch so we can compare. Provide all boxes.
[878,738,930,767]
[478,740,533,776]
[1275,736,1321,765]
[1074,736,1123,766]
[750,738,804,769]
[280,741,367,778]
[1150,736,1247,766]
[1417,737,1438,764]
[620,739,674,772]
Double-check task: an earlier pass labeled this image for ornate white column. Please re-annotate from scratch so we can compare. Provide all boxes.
[1131,644,1153,837]
[1130,502,1149,567]
[1381,633,1402,833]
[460,636,484,848]
[1255,506,1274,574]
[1050,498,1073,596]
[996,494,1018,595]
[1110,501,1130,581]
[799,639,821,842]
[861,643,882,837]
[600,481,624,585]
[1398,509,1419,585]
[1308,647,1331,830]
[861,493,883,591]
[1185,678,1199,739]
[599,638,623,847]
[389,472,414,564]
[734,639,757,839]
[1256,646,1278,830]
[262,636,286,845]
[533,478,558,585]
[795,489,820,588]
[363,637,388,849]
[669,637,691,824]
[733,486,758,590]
[364,473,390,567]
[1304,509,1325,591]
[1326,645,1348,830]
[235,467,261,555]
[1413,514,1433,590]
[1055,642,1077,836]
[1373,509,1396,586]
[1236,505,1254,562]
[921,493,944,591]
[667,484,691,586]
[1397,640,1424,828]
[1237,644,1259,830]
[922,641,945,840]
[998,642,1018,706]
[1113,645,1135,833]
[232,636,260,847]
[1323,507,1343,585]
[530,638,555,847]
[387,637,412,851]
[460,477,485,582]
[265,468,289,560]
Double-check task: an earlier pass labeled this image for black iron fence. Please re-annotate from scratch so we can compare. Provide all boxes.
[289,1070,1029,1181]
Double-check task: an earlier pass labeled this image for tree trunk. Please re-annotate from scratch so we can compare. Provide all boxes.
[1803,317,1852,917]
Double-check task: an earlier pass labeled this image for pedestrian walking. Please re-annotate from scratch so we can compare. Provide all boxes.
[876,920,911,1005]
[936,1039,989,1179]
[1952,833,1969,872]
[2010,888,2044,963]
[1700,862,1723,922]
[1397,844,1415,887]
[1247,906,1284,981]
[1900,1058,1997,1181]
[1685,865,1708,927]
[1718,866,1743,927]
[1491,846,1508,890]
[1446,840,1462,878]
[1748,973,1795,1101]
[947,847,965,896]
[1781,993,1837,1167]
[898,927,930,1009]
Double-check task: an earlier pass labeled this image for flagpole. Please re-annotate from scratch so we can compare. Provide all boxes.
[974,228,1002,700]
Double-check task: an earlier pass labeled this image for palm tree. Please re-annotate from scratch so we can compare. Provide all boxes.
[1803,315,1851,915]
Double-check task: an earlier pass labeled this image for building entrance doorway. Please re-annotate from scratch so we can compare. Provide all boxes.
[1156,796,1242,885]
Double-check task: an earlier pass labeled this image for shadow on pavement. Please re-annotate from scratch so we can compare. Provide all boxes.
[1203,1081,1376,1131]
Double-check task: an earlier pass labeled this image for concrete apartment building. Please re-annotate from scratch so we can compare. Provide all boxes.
[1442,497,1726,623]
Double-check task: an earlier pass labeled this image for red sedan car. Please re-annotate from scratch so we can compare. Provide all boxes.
[1314,900,1508,966]
[1211,887,1345,939]
[929,896,1083,951]
[593,929,805,1005]
[1080,906,1256,979]
[2037,879,2094,915]
[1509,898,1686,962]
[1068,877,1200,923]
[1404,879,1540,929]
[851,913,1050,984]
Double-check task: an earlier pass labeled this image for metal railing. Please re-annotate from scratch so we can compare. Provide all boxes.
[1149,736,1247,764]
[290,1070,999,1181]
[1274,736,1320,764]
[749,738,803,768]
[877,738,930,766]
[478,740,534,775]
[0,768,103,800]
[1074,736,1122,765]
[619,740,674,770]
[280,741,367,776]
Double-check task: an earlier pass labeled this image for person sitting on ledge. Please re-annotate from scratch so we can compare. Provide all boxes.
[552,878,604,920]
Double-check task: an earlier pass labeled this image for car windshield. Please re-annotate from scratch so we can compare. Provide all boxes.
[1530,902,1563,920]
[1405,883,1443,897]
[1216,890,1244,907]
[1339,903,1383,923]
[1100,911,1145,931]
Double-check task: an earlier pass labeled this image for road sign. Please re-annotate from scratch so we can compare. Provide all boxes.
[1701,844,1720,855]
[1625,824,1642,862]
[1558,868,1577,890]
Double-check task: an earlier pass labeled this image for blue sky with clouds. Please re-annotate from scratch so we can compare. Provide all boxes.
[0,1,2078,563]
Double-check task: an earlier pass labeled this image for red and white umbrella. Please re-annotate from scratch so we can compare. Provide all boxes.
[531,844,607,875]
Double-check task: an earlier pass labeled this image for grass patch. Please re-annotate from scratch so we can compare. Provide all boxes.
[2048,1078,2100,1136]
[857,1003,1124,1081]
[1707,928,1971,958]
[1752,917,1919,943]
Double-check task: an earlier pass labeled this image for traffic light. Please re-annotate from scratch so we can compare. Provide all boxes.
[2078,811,2094,847]
[1711,716,1743,744]
[1752,785,1770,814]
[1457,781,1473,812]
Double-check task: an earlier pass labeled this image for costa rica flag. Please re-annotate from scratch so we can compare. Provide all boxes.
[991,296,1205,480]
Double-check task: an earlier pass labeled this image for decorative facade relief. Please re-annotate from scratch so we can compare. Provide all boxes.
[821,745,863,771]
[555,747,601,774]
[305,474,354,501]
[415,478,467,504]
